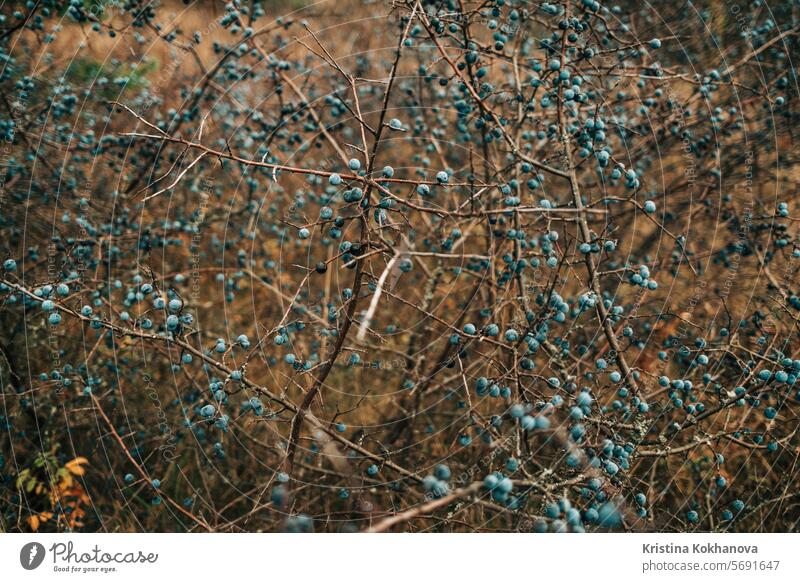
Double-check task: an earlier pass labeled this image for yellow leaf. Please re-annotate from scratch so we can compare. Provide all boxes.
[60,473,73,490]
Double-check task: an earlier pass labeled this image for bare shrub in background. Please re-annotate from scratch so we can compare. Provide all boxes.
[0,0,799,532]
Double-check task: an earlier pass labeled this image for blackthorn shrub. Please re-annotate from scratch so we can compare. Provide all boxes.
[0,0,799,533]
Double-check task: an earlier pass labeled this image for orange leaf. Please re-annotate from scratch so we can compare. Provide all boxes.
[28,515,40,531]
[65,457,89,476]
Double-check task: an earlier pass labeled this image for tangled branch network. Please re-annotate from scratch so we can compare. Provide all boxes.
[0,0,799,533]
